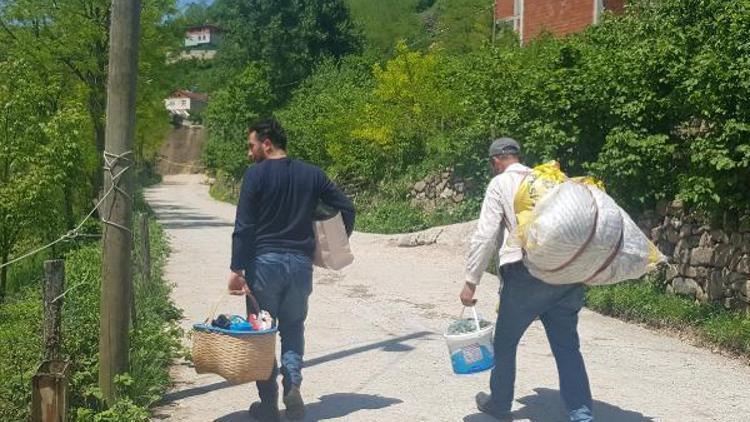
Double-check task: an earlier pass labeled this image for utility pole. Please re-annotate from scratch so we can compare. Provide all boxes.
[99,0,141,405]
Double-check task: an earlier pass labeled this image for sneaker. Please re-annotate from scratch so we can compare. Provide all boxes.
[283,386,305,420]
[248,401,281,422]
[569,405,594,422]
[475,392,513,421]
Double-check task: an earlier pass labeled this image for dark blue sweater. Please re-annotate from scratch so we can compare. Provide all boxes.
[230,158,355,272]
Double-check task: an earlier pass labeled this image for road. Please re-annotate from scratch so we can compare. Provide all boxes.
[147,174,750,422]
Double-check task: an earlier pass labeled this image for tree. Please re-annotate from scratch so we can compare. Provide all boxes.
[203,64,276,179]
[277,56,374,180]
[211,0,361,102]
[0,60,83,300]
[344,0,428,55]
[0,0,176,298]
[430,0,492,53]
[0,0,177,194]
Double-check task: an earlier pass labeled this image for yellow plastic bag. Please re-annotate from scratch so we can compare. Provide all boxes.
[513,161,568,248]
[511,161,664,285]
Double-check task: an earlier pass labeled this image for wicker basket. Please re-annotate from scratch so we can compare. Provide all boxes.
[192,294,277,384]
[192,326,276,384]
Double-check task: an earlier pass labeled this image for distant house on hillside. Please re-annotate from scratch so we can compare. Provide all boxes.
[495,0,626,44]
[165,90,208,125]
[181,24,223,60]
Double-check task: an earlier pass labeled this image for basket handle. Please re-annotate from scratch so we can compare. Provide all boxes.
[246,292,261,316]
[205,291,227,324]
[459,306,482,332]
[204,290,262,324]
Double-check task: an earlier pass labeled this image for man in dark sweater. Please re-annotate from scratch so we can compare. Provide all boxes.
[228,119,355,422]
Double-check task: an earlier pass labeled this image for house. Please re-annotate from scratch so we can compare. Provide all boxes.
[181,24,223,60]
[495,0,626,44]
[164,90,208,124]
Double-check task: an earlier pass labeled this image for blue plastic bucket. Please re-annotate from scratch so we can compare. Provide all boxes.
[444,307,495,375]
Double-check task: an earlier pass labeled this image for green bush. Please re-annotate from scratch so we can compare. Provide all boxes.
[208,170,241,206]
[203,64,276,180]
[199,0,750,222]
[463,0,750,214]
[587,277,750,356]
[357,198,480,234]
[356,200,432,234]
[0,220,182,421]
[355,175,480,234]
[277,56,375,184]
[0,288,43,421]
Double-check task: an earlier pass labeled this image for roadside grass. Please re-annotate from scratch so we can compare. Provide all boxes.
[586,277,750,357]
[0,218,182,421]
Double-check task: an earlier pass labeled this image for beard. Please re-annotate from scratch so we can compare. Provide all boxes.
[250,149,266,163]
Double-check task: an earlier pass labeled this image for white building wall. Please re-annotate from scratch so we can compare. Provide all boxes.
[165,97,191,112]
[184,28,212,47]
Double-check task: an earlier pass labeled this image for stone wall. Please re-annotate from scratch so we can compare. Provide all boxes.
[408,168,471,211]
[646,200,750,311]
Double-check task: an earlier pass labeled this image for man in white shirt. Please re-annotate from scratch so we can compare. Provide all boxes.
[460,138,594,422]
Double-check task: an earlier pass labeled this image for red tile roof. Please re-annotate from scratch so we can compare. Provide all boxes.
[169,90,209,102]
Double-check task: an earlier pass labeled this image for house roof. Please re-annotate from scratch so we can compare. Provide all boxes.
[168,90,209,102]
[185,24,223,33]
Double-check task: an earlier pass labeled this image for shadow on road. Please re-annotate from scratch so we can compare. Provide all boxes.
[215,393,402,421]
[157,380,232,405]
[463,388,654,422]
[304,331,433,368]
[161,220,234,229]
[148,199,234,229]
[157,331,433,406]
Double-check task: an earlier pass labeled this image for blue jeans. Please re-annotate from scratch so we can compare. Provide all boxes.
[247,252,313,404]
[490,262,593,421]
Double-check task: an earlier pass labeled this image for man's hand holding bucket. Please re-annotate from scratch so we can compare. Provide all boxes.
[460,281,477,306]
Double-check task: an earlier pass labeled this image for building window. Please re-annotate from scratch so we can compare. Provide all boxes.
[181,100,187,106]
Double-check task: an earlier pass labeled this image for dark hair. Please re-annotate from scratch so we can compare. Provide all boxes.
[248,118,287,150]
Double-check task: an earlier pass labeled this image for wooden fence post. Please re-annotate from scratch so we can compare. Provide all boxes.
[32,260,69,422]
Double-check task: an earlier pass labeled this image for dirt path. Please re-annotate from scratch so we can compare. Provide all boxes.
[155,127,206,175]
[147,174,750,422]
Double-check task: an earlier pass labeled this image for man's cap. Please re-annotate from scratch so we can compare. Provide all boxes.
[488,137,521,158]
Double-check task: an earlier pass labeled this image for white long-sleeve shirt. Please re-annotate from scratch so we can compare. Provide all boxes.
[465,162,531,284]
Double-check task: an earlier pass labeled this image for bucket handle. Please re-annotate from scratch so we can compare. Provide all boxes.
[459,306,482,332]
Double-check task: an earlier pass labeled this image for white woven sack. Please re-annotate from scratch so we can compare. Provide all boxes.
[522,181,659,285]
[524,182,623,284]
[584,208,653,286]
[313,212,354,270]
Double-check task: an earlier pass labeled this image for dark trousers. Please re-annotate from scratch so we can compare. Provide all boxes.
[247,252,313,404]
[490,261,593,418]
